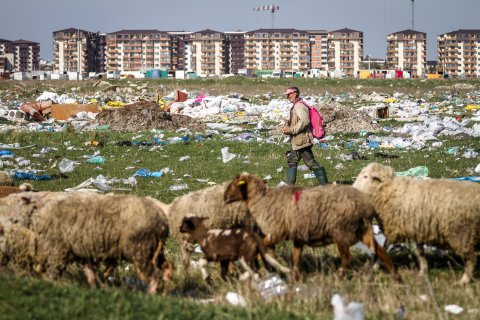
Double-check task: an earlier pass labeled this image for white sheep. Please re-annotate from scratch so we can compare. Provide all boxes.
[353,162,480,284]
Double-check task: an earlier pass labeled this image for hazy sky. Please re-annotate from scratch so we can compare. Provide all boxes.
[1,0,479,61]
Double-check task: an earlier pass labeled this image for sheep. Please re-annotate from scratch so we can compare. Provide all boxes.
[179,216,290,282]
[0,191,173,294]
[353,162,480,284]
[0,183,34,198]
[224,172,399,281]
[163,182,254,270]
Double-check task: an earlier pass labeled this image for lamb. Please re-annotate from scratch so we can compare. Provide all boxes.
[224,172,399,281]
[179,216,290,282]
[353,162,480,284]
[0,191,173,294]
[164,182,254,270]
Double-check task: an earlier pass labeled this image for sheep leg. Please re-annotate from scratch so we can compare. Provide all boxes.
[336,242,352,279]
[239,257,257,280]
[181,241,195,272]
[292,241,303,282]
[220,260,230,280]
[459,253,477,285]
[414,244,429,276]
[373,241,401,282]
[161,260,173,295]
[83,262,97,288]
[199,258,211,283]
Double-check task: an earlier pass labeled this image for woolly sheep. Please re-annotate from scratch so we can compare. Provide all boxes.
[164,182,254,270]
[0,191,173,294]
[224,172,399,281]
[0,183,34,198]
[353,162,480,284]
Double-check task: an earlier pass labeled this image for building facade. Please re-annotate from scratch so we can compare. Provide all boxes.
[0,38,13,72]
[387,29,426,77]
[168,31,192,72]
[12,39,40,72]
[225,31,245,74]
[307,30,328,71]
[244,28,310,74]
[437,29,480,78]
[106,30,171,72]
[190,29,227,76]
[53,28,105,75]
[327,28,363,77]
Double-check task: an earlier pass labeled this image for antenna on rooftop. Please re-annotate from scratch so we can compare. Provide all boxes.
[253,5,280,29]
[411,0,415,30]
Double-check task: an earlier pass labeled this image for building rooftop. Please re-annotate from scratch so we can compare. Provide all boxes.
[330,27,362,34]
[193,29,223,34]
[389,29,426,35]
[12,39,39,45]
[108,29,168,35]
[443,29,480,36]
[247,28,306,34]
[0,38,12,43]
[53,27,91,34]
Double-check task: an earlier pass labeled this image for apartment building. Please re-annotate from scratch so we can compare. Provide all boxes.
[190,29,227,76]
[0,38,13,72]
[168,31,192,72]
[244,28,310,73]
[106,30,171,72]
[386,29,426,77]
[327,28,363,77]
[53,28,105,75]
[307,30,328,71]
[12,39,40,72]
[438,29,480,78]
[225,31,245,74]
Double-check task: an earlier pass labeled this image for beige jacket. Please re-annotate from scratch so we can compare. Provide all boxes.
[287,101,313,150]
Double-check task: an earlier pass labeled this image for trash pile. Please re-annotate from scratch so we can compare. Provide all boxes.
[95,101,206,132]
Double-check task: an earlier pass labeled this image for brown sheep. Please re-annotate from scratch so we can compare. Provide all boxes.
[179,216,290,282]
[224,172,399,281]
[353,162,480,284]
[164,182,254,271]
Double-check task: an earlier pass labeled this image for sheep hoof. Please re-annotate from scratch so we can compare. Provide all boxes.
[458,274,471,286]
[239,272,251,282]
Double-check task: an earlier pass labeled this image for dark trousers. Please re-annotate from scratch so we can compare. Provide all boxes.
[286,146,321,170]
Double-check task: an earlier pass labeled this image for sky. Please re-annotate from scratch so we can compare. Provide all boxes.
[1,0,479,61]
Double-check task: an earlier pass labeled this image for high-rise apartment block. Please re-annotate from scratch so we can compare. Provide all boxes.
[244,29,310,73]
[328,28,364,77]
[53,28,105,74]
[437,29,480,78]
[168,32,192,72]
[106,30,171,72]
[308,30,329,71]
[387,29,426,77]
[225,31,245,74]
[12,39,40,72]
[190,29,228,76]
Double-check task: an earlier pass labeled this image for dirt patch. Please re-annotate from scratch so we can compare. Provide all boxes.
[318,103,379,134]
[95,102,206,132]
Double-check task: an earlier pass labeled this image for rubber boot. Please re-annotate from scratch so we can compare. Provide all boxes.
[313,167,328,185]
[286,167,297,185]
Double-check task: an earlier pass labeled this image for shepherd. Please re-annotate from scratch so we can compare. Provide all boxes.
[282,86,328,185]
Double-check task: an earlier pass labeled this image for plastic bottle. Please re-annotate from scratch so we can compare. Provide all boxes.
[255,274,288,300]
[59,158,76,173]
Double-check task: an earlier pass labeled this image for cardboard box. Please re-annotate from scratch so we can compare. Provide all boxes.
[51,104,99,120]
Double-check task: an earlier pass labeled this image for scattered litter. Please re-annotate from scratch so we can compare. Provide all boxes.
[395,166,429,178]
[331,293,364,320]
[221,147,236,163]
[134,168,164,178]
[14,171,52,181]
[87,155,106,164]
[444,304,464,315]
[179,156,190,161]
[451,176,480,183]
[225,292,247,307]
[255,274,288,301]
[168,183,189,191]
[59,158,79,173]
[304,173,315,179]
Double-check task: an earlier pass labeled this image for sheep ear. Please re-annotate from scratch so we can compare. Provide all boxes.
[180,217,196,232]
[370,173,383,183]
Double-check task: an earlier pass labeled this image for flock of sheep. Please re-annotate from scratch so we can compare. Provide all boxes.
[0,162,479,295]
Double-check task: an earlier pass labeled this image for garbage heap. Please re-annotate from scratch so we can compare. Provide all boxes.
[318,102,380,134]
[95,101,206,132]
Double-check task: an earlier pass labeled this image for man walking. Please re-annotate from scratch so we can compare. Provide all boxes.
[282,86,328,185]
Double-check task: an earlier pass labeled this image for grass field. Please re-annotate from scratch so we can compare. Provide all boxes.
[0,78,479,319]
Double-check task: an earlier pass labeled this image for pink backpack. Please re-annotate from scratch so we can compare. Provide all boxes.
[298,100,325,139]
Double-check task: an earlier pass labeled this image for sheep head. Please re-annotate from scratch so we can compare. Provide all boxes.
[179,216,209,233]
[224,172,267,205]
[353,162,395,193]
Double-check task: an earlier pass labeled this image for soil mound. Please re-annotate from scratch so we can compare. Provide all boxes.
[95,102,206,132]
[318,103,379,134]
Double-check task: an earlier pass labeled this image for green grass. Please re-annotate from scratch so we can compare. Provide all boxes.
[1,79,480,319]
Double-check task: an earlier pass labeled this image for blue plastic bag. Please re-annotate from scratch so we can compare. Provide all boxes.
[14,171,52,181]
[134,168,164,178]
